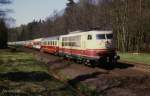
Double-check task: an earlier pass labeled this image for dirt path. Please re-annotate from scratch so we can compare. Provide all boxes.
[18,47,150,96]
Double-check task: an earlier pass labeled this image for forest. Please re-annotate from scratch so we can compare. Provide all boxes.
[1,0,150,52]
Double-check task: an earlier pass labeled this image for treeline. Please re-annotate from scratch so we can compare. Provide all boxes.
[9,0,150,52]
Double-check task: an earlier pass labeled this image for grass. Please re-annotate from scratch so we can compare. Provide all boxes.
[77,83,99,96]
[0,49,78,96]
[119,53,150,64]
[0,50,48,73]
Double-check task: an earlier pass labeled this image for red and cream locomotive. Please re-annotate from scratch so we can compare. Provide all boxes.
[58,30,119,65]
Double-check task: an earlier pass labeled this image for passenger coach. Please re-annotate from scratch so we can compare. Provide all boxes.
[32,38,43,50]
[40,36,59,55]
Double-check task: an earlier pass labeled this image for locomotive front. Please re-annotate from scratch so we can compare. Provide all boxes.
[86,31,119,64]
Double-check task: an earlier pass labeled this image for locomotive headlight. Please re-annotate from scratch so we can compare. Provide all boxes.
[105,41,112,48]
[99,42,101,45]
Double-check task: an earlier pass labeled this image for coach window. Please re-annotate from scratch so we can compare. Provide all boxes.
[62,42,64,46]
[54,41,56,45]
[55,41,57,45]
[49,41,51,45]
[52,41,54,46]
[53,41,54,45]
[87,35,92,40]
[56,41,57,45]
[63,42,66,46]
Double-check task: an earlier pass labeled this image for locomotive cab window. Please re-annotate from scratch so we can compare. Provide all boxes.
[106,34,113,39]
[87,35,92,40]
[96,34,113,40]
[96,34,105,39]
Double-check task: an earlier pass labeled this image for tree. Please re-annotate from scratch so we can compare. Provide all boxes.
[65,0,78,31]
[0,0,11,48]
[0,19,7,48]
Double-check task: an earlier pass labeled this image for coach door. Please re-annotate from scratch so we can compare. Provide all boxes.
[81,35,87,56]
[59,37,64,56]
[86,34,93,48]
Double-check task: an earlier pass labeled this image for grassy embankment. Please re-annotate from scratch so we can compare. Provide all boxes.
[0,50,48,73]
[0,49,78,96]
[119,53,150,64]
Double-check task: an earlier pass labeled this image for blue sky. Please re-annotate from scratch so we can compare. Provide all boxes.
[9,0,78,27]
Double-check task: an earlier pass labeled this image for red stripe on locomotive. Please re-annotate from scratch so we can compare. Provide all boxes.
[59,48,115,58]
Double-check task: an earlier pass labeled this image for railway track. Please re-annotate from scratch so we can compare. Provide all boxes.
[15,47,150,96]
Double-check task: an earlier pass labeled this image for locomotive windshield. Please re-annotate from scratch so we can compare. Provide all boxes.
[96,34,113,39]
[106,34,113,39]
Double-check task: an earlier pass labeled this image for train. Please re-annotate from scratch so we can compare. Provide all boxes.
[8,30,120,66]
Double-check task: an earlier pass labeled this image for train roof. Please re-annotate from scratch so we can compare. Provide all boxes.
[60,30,112,37]
[32,38,43,42]
[69,30,112,34]
[42,36,59,41]
[86,30,112,34]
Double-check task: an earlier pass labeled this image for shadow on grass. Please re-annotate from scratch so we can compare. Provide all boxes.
[47,59,64,65]
[0,71,52,82]
[8,47,23,53]
[97,62,134,70]
[68,72,103,88]
[0,71,78,96]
